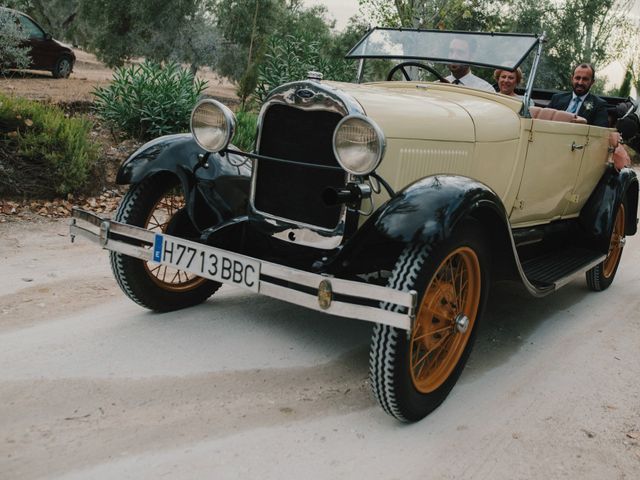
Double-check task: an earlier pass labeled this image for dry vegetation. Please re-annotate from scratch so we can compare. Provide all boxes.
[0,48,238,223]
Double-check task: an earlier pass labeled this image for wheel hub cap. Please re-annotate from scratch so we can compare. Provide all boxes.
[455,313,470,333]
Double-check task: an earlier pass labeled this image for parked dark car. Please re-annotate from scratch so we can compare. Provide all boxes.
[1,7,75,78]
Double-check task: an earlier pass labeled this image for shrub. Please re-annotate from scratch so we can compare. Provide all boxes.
[232,110,258,152]
[254,35,356,104]
[0,8,31,73]
[0,93,100,197]
[93,61,208,140]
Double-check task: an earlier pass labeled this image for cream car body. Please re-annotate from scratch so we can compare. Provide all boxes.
[70,28,639,424]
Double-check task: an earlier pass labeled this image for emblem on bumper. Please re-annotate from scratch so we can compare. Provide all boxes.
[318,279,333,310]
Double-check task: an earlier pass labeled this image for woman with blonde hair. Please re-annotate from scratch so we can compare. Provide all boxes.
[494,67,532,105]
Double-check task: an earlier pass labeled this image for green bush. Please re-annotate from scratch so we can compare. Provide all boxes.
[233,110,258,152]
[0,93,100,197]
[93,61,208,140]
[0,8,31,74]
[254,35,356,104]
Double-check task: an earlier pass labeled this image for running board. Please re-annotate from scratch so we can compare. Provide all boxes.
[520,248,606,290]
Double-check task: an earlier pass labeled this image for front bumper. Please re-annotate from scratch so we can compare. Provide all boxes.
[70,208,417,330]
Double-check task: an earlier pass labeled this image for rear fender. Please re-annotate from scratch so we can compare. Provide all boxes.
[579,166,639,253]
[116,134,252,231]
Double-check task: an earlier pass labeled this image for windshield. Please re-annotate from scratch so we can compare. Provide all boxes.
[347,28,540,71]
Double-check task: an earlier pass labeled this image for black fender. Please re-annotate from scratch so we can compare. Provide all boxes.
[331,175,514,279]
[116,134,252,231]
[579,165,639,253]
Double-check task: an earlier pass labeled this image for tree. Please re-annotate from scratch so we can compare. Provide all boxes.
[618,64,632,97]
[357,0,508,30]
[544,0,633,90]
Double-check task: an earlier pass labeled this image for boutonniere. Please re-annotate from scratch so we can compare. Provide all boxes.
[584,101,594,111]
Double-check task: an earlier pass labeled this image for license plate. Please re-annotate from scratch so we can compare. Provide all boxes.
[152,234,260,292]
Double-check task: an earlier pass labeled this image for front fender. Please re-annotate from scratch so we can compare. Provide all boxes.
[330,175,510,275]
[116,134,250,184]
[579,166,639,253]
[116,134,252,231]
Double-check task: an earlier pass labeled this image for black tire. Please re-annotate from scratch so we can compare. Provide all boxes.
[52,56,73,78]
[586,202,626,291]
[110,175,221,312]
[369,222,490,422]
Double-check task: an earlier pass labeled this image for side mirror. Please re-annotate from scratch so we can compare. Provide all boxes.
[45,33,52,40]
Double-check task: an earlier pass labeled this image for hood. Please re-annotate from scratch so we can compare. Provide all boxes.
[327,81,522,143]
[52,38,75,56]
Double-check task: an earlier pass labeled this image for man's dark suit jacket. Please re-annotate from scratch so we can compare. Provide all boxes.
[547,92,609,127]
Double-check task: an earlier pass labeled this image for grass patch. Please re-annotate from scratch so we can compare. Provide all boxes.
[0,93,101,198]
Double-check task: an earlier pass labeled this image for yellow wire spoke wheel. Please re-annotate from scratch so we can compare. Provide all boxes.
[410,247,481,394]
[110,176,220,312]
[602,203,625,279]
[586,202,626,292]
[142,190,207,293]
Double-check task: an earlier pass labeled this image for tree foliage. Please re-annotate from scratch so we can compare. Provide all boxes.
[357,0,507,30]
[358,0,637,91]
[5,0,636,100]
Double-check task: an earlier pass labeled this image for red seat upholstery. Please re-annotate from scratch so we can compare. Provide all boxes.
[529,106,587,124]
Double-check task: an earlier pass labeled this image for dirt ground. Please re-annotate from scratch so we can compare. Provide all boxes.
[0,218,639,479]
[0,48,238,104]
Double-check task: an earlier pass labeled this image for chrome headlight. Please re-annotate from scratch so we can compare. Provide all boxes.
[333,115,385,176]
[190,99,236,152]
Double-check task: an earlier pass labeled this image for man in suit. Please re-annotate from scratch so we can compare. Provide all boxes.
[548,63,609,127]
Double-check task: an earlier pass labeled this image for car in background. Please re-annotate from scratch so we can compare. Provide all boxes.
[1,7,75,78]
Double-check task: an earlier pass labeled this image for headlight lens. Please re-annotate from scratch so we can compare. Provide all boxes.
[333,115,385,176]
[190,99,236,152]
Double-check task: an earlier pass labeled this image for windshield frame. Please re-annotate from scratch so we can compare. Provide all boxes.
[346,27,542,72]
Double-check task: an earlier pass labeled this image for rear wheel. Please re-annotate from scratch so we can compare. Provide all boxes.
[369,222,489,422]
[110,175,221,311]
[586,202,626,291]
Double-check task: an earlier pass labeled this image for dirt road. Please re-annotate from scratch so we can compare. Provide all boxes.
[1,218,639,479]
[0,49,238,104]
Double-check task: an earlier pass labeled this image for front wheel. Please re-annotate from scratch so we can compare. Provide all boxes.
[52,56,72,78]
[369,222,490,422]
[586,202,626,291]
[110,175,221,312]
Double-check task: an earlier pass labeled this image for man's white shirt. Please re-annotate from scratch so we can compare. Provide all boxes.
[445,72,494,92]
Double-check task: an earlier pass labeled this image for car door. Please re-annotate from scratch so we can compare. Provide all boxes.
[509,118,589,225]
[17,14,52,70]
[562,125,610,217]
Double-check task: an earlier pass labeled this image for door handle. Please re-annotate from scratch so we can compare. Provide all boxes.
[571,142,584,151]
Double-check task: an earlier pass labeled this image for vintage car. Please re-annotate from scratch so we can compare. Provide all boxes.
[71,29,639,422]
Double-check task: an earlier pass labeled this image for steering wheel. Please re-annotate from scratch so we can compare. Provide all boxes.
[386,61,449,83]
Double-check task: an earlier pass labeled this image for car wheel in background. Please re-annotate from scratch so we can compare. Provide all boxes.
[110,175,221,312]
[586,202,626,291]
[369,221,490,422]
[52,55,73,78]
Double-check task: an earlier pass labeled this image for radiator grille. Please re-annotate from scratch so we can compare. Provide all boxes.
[255,104,345,230]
